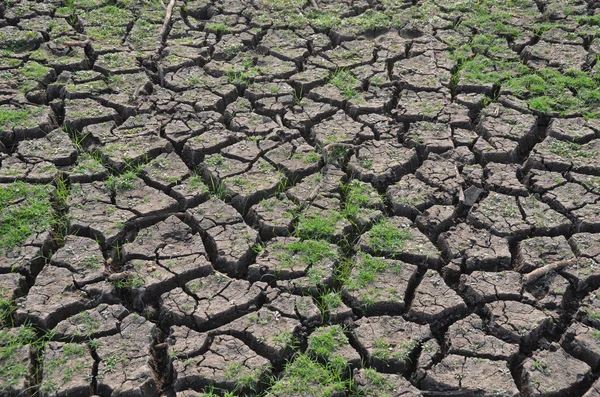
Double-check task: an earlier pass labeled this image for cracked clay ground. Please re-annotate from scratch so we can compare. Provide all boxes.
[1,0,600,396]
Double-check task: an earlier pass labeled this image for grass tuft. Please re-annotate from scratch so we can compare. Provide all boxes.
[0,182,55,254]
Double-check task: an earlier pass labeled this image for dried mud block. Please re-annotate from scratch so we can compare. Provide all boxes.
[266,291,322,328]
[467,193,571,239]
[222,159,285,213]
[120,217,213,305]
[484,162,528,196]
[316,40,376,69]
[403,121,454,156]
[357,113,400,140]
[246,195,296,239]
[40,342,93,397]
[348,139,418,188]
[486,301,553,346]
[62,98,119,132]
[285,169,342,206]
[228,110,280,136]
[94,51,143,75]
[113,176,179,217]
[311,110,373,148]
[0,26,43,52]
[347,84,396,118]
[525,137,600,176]
[407,270,467,324]
[165,67,234,108]
[124,215,207,261]
[564,233,600,289]
[248,237,338,293]
[577,290,600,329]
[572,202,600,233]
[352,316,431,374]
[539,181,599,232]
[522,344,591,397]
[69,152,108,183]
[0,272,25,315]
[17,260,116,328]
[53,303,129,341]
[139,152,191,193]
[459,271,531,305]
[170,176,210,210]
[392,51,452,91]
[395,90,450,123]
[96,314,159,397]
[515,235,575,273]
[474,103,537,163]
[283,99,338,134]
[208,52,297,82]
[188,197,258,276]
[387,174,453,218]
[263,137,320,180]
[50,235,105,287]
[546,118,599,144]
[354,368,423,396]
[0,104,53,146]
[0,154,58,183]
[343,253,419,315]
[221,307,303,364]
[67,182,134,245]
[16,129,77,167]
[415,205,455,236]
[446,314,519,360]
[522,40,590,71]
[562,322,600,370]
[415,155,463,198]
[417,355,519,396]
[172,332,271,393]
[201,152,249,182]
[163,111,223,150]
[85,118,172,172]
[525,169,567,195]
[53,70,109,100]
[319,291,353,324]
[438,223,511,272]
[159,273,264,331]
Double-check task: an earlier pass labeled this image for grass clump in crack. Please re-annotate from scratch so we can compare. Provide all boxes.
[295,211,342,241]
[273,239,339,268]
[345,252,395,290]
[505,68,600,118]
[307,325,350,361]
[269,353,348,397]
[329,69,360,99]
[345,9,390,33]
[547,139,597,161]
[0,181,55,254]
[341,179,381,220]
[365,218,412,254]
[0,324,54,393]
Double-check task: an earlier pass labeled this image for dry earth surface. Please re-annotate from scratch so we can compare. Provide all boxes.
[1,0,600,396]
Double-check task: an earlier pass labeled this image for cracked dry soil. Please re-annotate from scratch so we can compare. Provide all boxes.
[1,0,600,396]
